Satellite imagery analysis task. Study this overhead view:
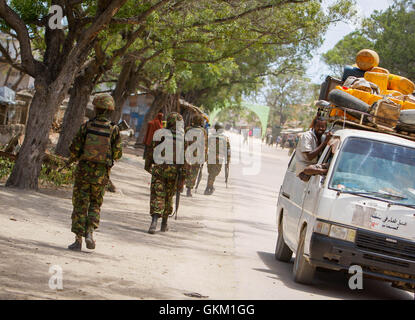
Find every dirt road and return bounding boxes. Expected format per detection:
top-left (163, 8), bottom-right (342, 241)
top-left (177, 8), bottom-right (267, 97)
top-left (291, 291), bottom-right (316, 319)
top-left (0, 133), bottom-right (412, 300)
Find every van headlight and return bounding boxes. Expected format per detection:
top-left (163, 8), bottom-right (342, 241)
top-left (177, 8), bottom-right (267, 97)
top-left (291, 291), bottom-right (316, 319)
top-left (314, 221), bottom-right (356, 242)
top-left (329, 225), bottom-right (356, 242)
top-left (314, 221), bottom-right (331, 236)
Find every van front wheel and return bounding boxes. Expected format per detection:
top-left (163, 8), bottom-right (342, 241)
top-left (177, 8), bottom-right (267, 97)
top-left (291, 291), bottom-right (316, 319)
top-left (293, 228), bottom-right (316, 285)
top-left (275, 220), bottom-right (293, 262)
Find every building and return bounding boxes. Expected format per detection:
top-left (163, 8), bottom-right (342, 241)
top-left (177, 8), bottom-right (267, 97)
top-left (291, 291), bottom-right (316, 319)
top-left (121, 93), bottom-right (153, 137)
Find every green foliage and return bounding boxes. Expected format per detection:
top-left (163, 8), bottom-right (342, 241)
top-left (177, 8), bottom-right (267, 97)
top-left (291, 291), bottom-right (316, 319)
top-left (9, 0), bottom-right (49, 24)
top-left (0, 157), bottom-right (14, 180)
top-left (2, 0), bottom-right (357, 125)
top-left (323, 0), bottom-right (415, 80)
top-left (171, 0), bottom-right (356, 111)
top-left (39, 164), bottom-right (74, 187)
top-left (106, 0), bottom-right (356, 113)
top-left (363, 0), bottom-right (415, 80)
top-left (322, 31), bottom-right (374, 77)
top-left (0, 156), bottom-right (74, 186)
top-left (265, 73), bottom-right (317, 128)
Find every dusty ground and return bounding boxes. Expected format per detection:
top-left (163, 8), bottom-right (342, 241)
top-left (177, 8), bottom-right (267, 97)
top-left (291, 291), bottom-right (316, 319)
top-left (0, 144), bottom-right (238, 300)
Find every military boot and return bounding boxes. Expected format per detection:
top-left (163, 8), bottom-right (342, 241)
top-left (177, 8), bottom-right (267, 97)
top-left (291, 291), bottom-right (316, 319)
top-left (68, 235), bottom-right (82, 251)
top-left (85, 231), bottom-right (96, 250)
top-left (204, 186), bottom-right (214, 195)
top-left (186, 187), bottom-right (192, 197)
top-left (160, 217), bottom-right (169, 232)
top-left (148, 215), bottom-right (160, 234)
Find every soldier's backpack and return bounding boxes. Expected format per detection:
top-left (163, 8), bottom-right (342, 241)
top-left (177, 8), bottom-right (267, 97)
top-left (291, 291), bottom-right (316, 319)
top-left (80, 119), bottom-right (115, 166)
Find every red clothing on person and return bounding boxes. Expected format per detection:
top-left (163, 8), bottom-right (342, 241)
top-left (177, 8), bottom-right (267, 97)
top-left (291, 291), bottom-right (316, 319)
top-left (144, 113), bottom-right (163, 146)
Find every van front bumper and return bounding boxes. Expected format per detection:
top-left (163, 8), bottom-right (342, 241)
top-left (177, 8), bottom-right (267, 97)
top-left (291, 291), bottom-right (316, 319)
top-left (309, 232), bottom-right (415, 285)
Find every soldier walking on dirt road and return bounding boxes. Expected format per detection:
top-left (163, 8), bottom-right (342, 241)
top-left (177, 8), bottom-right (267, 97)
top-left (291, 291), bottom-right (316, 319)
top-left (146, 112), bottom-right (188, 234)
top-left (205, 122), bottom-right (231, 195)
top-left (184, 114), bottom-right (208, 197)
top-left (67, 93), bottom-right (123, 251)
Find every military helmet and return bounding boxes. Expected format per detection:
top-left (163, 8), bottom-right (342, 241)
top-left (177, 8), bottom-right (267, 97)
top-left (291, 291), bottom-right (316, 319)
top-left (166, 112), bottom-right (184, 130)
top-left (92, 93), bottom-right (115, 111)
top-left (192, 114), bottom-right (205, 127)
top-left (214, 122), bottom-right (224, 130)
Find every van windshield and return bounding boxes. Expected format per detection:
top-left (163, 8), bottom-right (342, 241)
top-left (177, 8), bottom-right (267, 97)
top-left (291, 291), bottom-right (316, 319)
top-left (329, 137), bottom-right (415, 206)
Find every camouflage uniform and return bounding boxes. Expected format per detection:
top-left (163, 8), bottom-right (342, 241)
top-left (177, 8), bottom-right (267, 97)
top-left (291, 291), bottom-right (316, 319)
top-left (184, 114), bottom-right (208, 194)
top-left (146, 112), bottom-right (188, 234)
top-left (68, 94), bottom-right (122, 250)
top-left (205, 123), bottom-right (231, 194)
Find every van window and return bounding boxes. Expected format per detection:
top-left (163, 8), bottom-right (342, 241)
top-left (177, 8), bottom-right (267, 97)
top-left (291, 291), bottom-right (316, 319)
top-left (288, 151), bottom-right (296, 172)
top-left (329, 137), bottom-right (415, 206)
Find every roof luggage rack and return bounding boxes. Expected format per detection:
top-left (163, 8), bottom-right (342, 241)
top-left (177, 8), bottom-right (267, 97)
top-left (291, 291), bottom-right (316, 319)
top-left (316, 104), bottom-right (415, 142)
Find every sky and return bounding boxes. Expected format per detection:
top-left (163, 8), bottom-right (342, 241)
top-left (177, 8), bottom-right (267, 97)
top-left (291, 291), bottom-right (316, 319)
top-left (306, 0), bottom-right (395, 84)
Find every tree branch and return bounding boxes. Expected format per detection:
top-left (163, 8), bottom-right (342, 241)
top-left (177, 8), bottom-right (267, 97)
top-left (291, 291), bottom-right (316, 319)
top-left (106, 0), bottom-right (171, 25)
top-left (190, 0), bottom-right (308, 27)
top-left (76, 0), bottom-right (128, 50)
top-left (0, 0), bottom-right (37, 76)
top-left (0, 42), bottom-right (27, 73)
top-left (176, 39), bottom-right (261, 64)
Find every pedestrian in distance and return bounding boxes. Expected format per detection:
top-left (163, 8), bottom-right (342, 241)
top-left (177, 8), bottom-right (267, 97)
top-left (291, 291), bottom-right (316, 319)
top-left (205, 122), bottom-right (231, 195)
top-left (276, 136), bottom-right (281, 149)
top-left (184, 113), bottom-right (208, 197)
top-left (67, 93), bottom-right (123, 251)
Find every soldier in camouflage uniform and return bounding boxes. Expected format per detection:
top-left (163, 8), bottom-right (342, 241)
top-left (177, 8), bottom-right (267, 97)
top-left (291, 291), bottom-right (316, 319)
top-left (146, 112), bottom-right (188, 234)
top-left (184, 113), bottom-right (208, 197)
top-left (205, 122), bottom-right (231, 195)
top-left (67, 93), bottom-right (123, 251)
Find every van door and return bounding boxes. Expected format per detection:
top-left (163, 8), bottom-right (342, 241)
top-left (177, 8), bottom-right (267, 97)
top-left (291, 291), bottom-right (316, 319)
top-left (280, 151), bottom-right (309, 247)
top-left (299, 145), bottom-right (332, 234)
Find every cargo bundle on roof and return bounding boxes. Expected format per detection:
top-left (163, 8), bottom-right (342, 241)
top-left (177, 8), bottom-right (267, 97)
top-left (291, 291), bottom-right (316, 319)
top-left (316, 48), bottom-right (415, 139)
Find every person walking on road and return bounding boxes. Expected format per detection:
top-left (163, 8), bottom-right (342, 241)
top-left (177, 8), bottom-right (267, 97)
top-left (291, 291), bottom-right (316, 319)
top-left (67, 93), bottom-right (123, 251)
top-left (146, 112), bottom-right (188, 234)
top-left (276, 135), bottom-right (281, 148)
top-left (205, 122), bottom-right (231, 195)
top-left (184, 114), bottom-right (208, 197)
top-left (242, 129), bottom-right (248, 144)
top-left (143, 112), bottom-right (163, 169)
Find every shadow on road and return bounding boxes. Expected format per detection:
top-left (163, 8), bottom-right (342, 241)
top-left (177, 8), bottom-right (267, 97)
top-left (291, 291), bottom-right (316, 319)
top-left (256, 251), bottom-right (413, 300)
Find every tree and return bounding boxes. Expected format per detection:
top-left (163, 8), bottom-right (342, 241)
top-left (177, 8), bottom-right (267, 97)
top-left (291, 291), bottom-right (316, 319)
top-left (264, 73), bottom-right (316, 128)
top-left (55, 0), bottom-right (173, 157)
top-left (115, 0), bottom-right (356, 144)
top-left (322, 31), bottom-right (374, 78)
top-left (323, 0), bottom-right (415, 81)
top-left (363, 0), bottom-right (415, 80)
top-left (0, 0), bottom-right (134, 189)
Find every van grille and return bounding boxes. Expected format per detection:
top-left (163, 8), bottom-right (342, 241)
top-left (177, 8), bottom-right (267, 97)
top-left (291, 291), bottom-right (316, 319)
top-left (362, 254), bottom-right (409, 268)
top-left (356, 230), bottom-right (415, 263)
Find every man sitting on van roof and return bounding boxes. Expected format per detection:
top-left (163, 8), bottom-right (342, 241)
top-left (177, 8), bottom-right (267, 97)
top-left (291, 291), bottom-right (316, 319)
top-left (295, 116), bottom-right (332, 180)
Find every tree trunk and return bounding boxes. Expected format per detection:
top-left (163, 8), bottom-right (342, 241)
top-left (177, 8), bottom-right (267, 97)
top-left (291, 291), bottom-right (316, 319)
top-left (6, 78), bottom-right (64, 189)
top-left (111, 93), bottom-right (128, 125)
top-left (111, 60), bottom-right (135, 124)
top-left (279, 104), bottom-right (287, 127)
top-left (55, 74), bottom-right (95, 157)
